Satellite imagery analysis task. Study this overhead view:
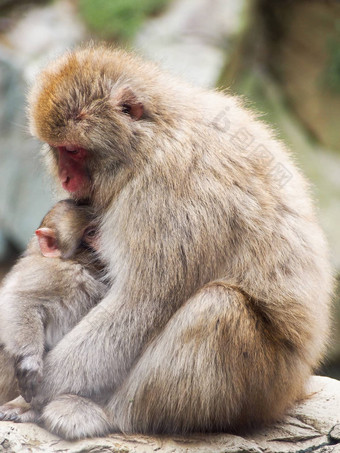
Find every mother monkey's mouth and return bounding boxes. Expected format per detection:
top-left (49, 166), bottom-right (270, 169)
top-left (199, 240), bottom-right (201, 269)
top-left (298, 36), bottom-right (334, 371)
top-left (55, 145), bottom-right (90, 195)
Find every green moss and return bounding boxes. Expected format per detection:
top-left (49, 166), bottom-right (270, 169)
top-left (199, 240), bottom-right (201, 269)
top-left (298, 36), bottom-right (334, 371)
top-left (78, 0), bottom-right (171, 42)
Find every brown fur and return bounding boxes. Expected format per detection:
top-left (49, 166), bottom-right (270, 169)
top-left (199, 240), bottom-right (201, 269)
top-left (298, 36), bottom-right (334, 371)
top-left (21, 44), bottom-right (332, 439)
top-left (0, 200), bottom-right (107, 413)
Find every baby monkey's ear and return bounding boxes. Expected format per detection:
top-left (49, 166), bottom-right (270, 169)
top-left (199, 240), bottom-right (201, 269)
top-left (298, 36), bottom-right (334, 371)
top-left (35, 228), bottom-right (61, 258)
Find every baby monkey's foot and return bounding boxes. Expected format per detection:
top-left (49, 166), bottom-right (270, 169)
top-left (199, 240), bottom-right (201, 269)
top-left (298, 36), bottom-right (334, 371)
top-left (0, 395), bottom-right (38, 422)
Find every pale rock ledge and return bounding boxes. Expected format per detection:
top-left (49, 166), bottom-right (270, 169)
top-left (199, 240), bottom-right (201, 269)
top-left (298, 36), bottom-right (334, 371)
top-left (0, 376), bottom-right (339, 453)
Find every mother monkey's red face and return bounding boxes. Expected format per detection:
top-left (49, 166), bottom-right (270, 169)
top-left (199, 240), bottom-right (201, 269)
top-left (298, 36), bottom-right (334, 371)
top-left (28, 48), bottom-right (145, 204)
top-left (54, 146), bottom-right (90, 198)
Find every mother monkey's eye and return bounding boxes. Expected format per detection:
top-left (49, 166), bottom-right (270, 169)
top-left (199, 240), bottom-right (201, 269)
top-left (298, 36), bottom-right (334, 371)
top-left (84, 227), bottom-right (97, 239)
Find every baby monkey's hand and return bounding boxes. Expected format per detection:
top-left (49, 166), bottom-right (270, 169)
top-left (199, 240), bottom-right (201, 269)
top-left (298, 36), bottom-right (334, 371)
top-left (15, 355), bottom-right (43, 403)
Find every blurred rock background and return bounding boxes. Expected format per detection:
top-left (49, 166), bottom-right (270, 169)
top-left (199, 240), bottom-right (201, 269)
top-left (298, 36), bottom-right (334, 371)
top-left (0, 0), bottom-right (339, 378)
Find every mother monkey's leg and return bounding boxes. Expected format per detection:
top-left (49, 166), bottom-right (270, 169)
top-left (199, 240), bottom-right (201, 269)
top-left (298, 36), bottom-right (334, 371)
top-left (41, 282), bottom-right (312, 439)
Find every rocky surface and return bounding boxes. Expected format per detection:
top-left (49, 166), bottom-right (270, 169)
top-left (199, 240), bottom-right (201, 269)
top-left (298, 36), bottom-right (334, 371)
top-left (0, 376), bottom-right (339, 452)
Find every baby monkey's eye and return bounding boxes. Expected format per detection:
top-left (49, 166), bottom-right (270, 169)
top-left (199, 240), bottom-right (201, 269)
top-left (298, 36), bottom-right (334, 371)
top-left (82, 225), bottom-right (99, 252)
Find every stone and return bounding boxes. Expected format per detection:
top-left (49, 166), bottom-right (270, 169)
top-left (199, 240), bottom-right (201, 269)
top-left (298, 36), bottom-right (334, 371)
top-left (0, 376), bottom-right (339, 453)
top-left (330, 424), bottom-right (340, 442)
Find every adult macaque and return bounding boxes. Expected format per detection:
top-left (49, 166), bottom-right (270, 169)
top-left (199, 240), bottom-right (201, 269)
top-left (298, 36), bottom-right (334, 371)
top-left (0, 200), bottom-right (106, 420)
top-left (13, 45), bottom-right (331, 439)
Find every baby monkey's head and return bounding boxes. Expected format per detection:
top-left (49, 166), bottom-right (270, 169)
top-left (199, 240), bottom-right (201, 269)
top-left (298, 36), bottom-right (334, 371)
top-left (35, 199), bottom-right (98, 259)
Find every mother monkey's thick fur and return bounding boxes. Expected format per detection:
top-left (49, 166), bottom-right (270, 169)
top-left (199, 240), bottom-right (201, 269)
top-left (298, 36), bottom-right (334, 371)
top-left (26, 46), bottom-right (331, 439)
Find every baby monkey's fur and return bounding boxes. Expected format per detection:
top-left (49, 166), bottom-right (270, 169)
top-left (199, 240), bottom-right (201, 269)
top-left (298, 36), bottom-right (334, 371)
top-left (3, 45), bottom-right (332, 439)
top-left (0, 200), bottom-right (106, 420)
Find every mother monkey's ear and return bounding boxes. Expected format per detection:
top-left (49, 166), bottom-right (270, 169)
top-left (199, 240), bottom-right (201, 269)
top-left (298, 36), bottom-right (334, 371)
top-left (113, 86), bottom-right (144, 121)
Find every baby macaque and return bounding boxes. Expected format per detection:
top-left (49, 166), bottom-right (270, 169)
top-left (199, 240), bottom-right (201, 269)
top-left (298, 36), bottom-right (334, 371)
top-left (0, 200), bottom-right (107, 420)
